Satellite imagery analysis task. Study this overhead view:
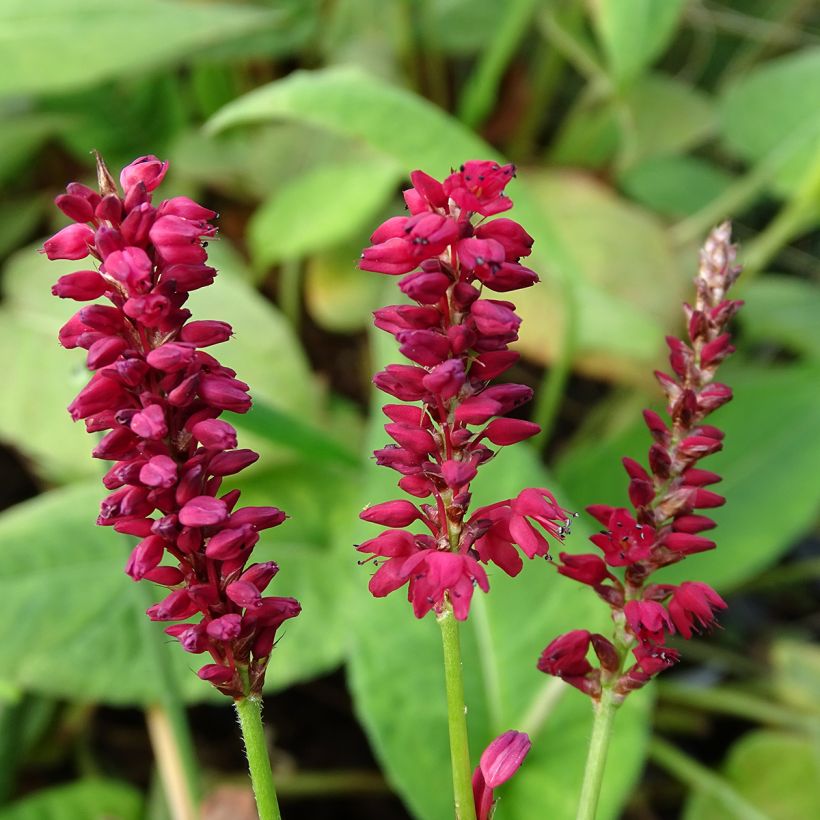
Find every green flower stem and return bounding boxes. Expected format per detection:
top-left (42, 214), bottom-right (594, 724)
top-left (438, 607), bottom-right (477, 820)
top-left (576, 687), bottom-right (618, 820)
top-left (234, 694), bottom-right (282, 820)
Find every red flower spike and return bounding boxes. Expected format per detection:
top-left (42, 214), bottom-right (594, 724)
top-left (47, 154), bottom-right (299, 698)
top-left (540, 223), bottom-right (742, 700)
top-left (358, 162), bottom-right (569, 619)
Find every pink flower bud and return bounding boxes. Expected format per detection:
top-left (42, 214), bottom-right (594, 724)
top-left (130, 405), bottom-right (168, 439)
top-left (179, 320), bottom-right (233, 347)
top-left (198, 374), bottom-right (251, 413)
top-left (103, 247), bottom-right (154, 293)
top-left (146, 343), bottom-right (195, 373)
top-left (158, 196), bottom-right (216, 221)
top-left (359, 500), bottom-right (421, 527)
top-left (42, 223), bottom-right (95, 260)
top-left (179, 495), bottom-right (228, 527)
top-left (120, 155), bottom-right (169, 193)
top-left (52, 270), bottom-right (108, 300)
top-left (139, 455), bottom-right (178, 488)
top-left (422, 359), bottom-right (465, 400)
top-left (206, 614), bottom-right (243, 641)
top-left (480, 730), bottom-right (531, 789)
top-left (226, 580), bottom-right (262, 609)
top-left (209, 449), bottom-right (259, 476)
top-left (191, 418), bottom-right (237, 450)
top-left (197, 664), bottom-right (234, 684)
top-left (482, 418), bottom-right (540, 445)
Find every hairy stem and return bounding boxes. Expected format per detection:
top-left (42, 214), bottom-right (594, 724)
top-left (576, 687), bottom-right (618, 820)
top-left (438, 607), bottom-right (477, 820)
top-left (234, 695), bottom-right (282, 820)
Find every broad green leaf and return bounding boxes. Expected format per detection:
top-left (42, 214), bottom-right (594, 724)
top-left (623, 75), bottom-right (715, 167)
top-left (0, 457), bottom-right (356, 704)
top-left (0, 239), bottom-right (316, 481)
top-left (555, 363), bottom-right (820, 591)
top-left (206, 65), bottom-right (667, 377)
top-left (248, 154), bottom-right (400, 267)
top-left (551, 74), bottom-right (714, 170)
top-left (0, 0), bottom-right (279, 98)
top-left (738, 275), bottom-right (820, 361)
top-left (720, 48), bottom-right (820, 196)
top-left (619, 156), bottom-right (734, 218)
top-left (0, 778), bottom-right (141, 820)
top-left (346, 327), bottom-right (650, 820)
top-left (684, 731), bottom-right (820, 820)
top-left (304, 239), bottom-right (387, 333)
top-left (589, 0), bottom-right (685, 87)
top-left (419, 0), bottom-right (513, 56)
top-left (515, 169), bottom-right (685, 380)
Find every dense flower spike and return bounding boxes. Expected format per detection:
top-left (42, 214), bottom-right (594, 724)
top-left (47, 154), bottom-right (300, 698)
top-left (539, 223), bottom-right (742, 700)
top-left (358, 162), bottom-right (573, 620)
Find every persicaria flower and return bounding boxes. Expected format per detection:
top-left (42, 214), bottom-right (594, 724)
top-left (357, 161), bottom-right (572, 620)
top-left (471, 730), bottom-right (531, 820)
top-left (540, 223), bottom-right (743, 700)
top-left (47, 154), bottom-right (300, 698)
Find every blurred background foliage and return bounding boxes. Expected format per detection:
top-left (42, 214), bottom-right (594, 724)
top-left (1, 1), bottom-right (819, 818)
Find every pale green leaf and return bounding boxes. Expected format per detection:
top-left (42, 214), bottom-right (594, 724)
top-left (0, 0), bottom-right (279, 98)
top-left (619, 156), bottom-right (734, 218)
top-left (684, 731), bottom-right (820, 820)
top-left (0, 778), bottom-right (141, 820)
top-left (589, 0), bottom-right (685, 87)
top-left (516, 169), bottom-right (684, 381)
top-left (739, 275), bottom-right (820, 360)
top-left (720, 48), bottom-right (820, 196)
top-left (248, 155), bottom-right (400, 267)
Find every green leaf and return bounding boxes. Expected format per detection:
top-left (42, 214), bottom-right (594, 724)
top-left (551, 74), bottom-right (715, 170)
top-left (589, 0), bottom-right (685, 88)
top-left (345, 327), bottom-right (650, 820)
top-left (0, 778), bottom-right (142, 820)
top-left (248, 154), bottom-right (400, 267)
top-left (739, 275), bottom-right (820, 360)
top-left (720, 48), bottom-right (820, 196)
top-left (555, 363), bottom-right (820, 591)
top-left (0, 239), bottom-right (316, 481)
top-left (515, 169), bottom-right (684, 381)
top-left (684, 731), bottom-right (820, 820)
top-left (0, 0), bottom-right (279, 98)
top-left (206, 65), bottom-right (667, 376)
top-left (622, 75), bottom-right (715, 166)
top-left (0, 457), bottom-right (356, 704)
top-left (619, 156), bottom-right (734, 218)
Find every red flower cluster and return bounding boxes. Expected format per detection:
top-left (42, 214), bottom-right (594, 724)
top-left (539, 223), bottom-right (740, 699)
top-left (358, 161), bottom-right (573, 620)
top-left (46, 154), bottom-right (300, 698)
